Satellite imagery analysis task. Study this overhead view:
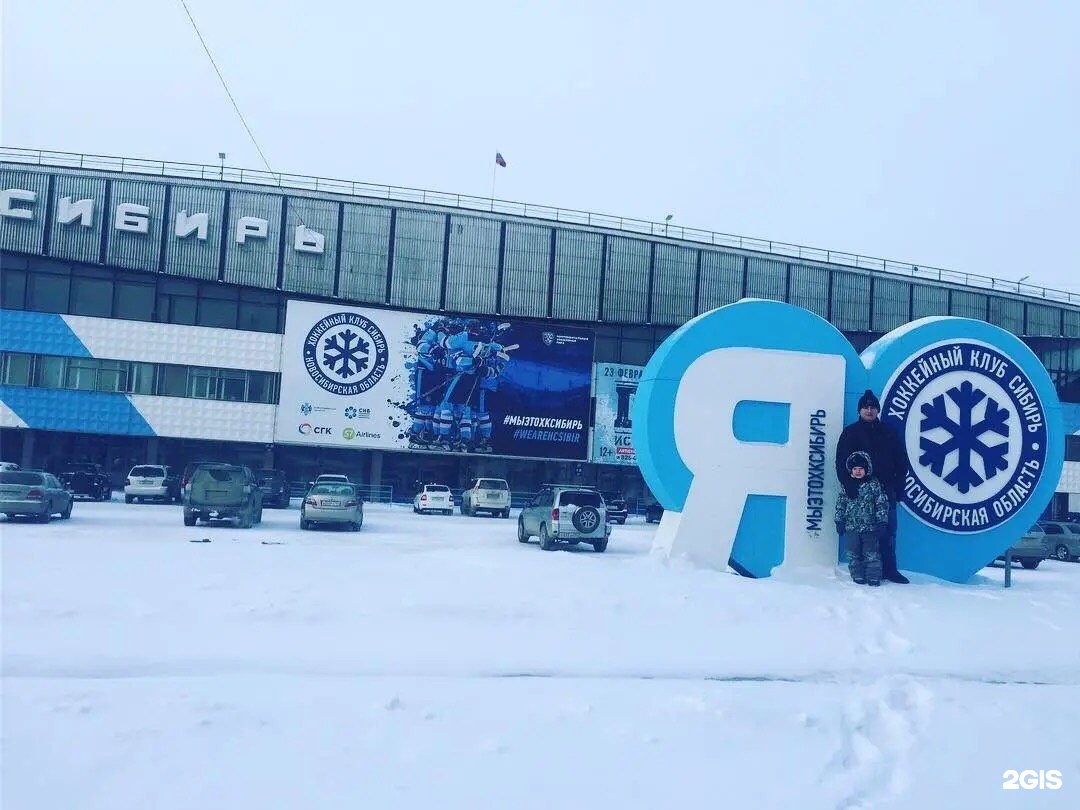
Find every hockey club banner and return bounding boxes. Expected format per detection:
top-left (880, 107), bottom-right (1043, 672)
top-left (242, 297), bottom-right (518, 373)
top-left (275, 300), bottom-right (595, 459)
top-left (591, 362), bottom-right (644, 465)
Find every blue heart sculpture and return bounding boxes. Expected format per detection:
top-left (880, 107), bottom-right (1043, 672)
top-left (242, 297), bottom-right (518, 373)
top-left (633, 300), bottom-right (1063, 583)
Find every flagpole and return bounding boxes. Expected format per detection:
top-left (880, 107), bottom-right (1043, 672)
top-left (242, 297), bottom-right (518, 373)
top-left (490, 160), bottom-right (497, 201)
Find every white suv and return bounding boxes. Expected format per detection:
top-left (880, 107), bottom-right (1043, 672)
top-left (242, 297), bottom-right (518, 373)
top-left (460, 478), bottom-right (511, 518)
top-left (413, 483), bottom-right (453, 515)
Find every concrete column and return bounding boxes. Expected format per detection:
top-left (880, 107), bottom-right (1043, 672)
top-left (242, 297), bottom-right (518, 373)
top-left (263, 445), bottom-right (275, 469)
top-left (20, 430), bottom-right (35, 469)
top-left (145, 437), bottom-right (159, 464)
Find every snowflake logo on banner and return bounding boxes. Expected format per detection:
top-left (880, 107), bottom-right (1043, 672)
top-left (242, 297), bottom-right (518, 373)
top-left (302, 312), bottom-right (389, 397)
top-left (881, 341), bottom-right (1047, 534)
top-left (344, 406), bottom-right (358, 419)
top-left (918, 380), bottom-right (1010, 494)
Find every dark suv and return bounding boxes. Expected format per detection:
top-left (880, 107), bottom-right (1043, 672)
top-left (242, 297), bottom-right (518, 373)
top-left (256, 469), bottom-right (291, 508)
top-left (183, 464), bottom-right (263, 528)
top-left (58, 463), bottom-right (111, 501)
top-left (605, 496), bottom-right (629, 525)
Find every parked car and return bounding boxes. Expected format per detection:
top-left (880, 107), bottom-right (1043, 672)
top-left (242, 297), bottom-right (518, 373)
top-left (1038, 521), bottom-right (1080, 562)
top-left (301, 482), bottom-right (363, 531)
top-left (605, 496), bottom-right (629, 525)
top-left (995, 524), bottom-right (1051, 569)
top-left (0, 469), bottom-right (73, 521)
top-left (645, 502), bottom-right (664, 524)
top-left (183, 463), bottom-right (263, 528)
top-left (124, 465), bottom-right (180, 503)
top-left (518, 484), bottom-right (611, 552)
top-left (58, 462), bottom-right (111, 501)
top-left (414, 483), bottom-right (453, 515)
top-left (461, 477), bottom-right (511, 518)
top-left (181, 460), bottom-right (217, 503)
top-left (256, 469), bottom-right (291, 508)
top-left (0, 461), bottom-right (20, 472)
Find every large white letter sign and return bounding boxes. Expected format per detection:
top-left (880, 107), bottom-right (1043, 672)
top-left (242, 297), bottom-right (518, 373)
top-left (634, 299), bottom-right (1064, 583)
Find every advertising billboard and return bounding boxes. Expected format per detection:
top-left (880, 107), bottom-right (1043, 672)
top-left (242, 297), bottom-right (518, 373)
top-left (275, 300), bottom-right (594, 459)
top-left (591, 362), bottom-right (644, 466)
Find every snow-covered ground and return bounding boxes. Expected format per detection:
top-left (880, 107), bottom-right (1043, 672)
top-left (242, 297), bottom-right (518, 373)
top-left (2, 500), bottom-right (1078, 809)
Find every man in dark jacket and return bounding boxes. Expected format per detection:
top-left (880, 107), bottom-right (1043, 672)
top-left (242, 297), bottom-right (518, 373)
top-left (835, 389), bottom-right (910, 583)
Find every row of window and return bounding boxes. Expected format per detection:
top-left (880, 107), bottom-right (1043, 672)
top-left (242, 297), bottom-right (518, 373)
top-left (1, 255), bottom-right (282, 333)
top-left (0, 352), bottom-right (279, 404)
top-left (2, 251), bottom-right (1079, 401)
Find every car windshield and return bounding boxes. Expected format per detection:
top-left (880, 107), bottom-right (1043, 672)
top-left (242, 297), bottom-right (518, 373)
top-left (559, 491), bottom-right (601, 507)
top-left (477, 480), bottom-right (507, 490)
top-left (130, 466), bottom-right (165, 477)
top-left (311, 484), bottom-right (354, 496)
top-left (0, 471), bottom-right (44, 485)
top-left (257, 471), bottom-right (284, 483)
top-left (426, 485), bottom-right (450, 493)
top-left (1066, 524), bottom-right (1080, 534)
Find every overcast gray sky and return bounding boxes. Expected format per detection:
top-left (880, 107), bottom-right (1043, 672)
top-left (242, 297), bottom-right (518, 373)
top-left (3, 0), bottom-right (1077, 294)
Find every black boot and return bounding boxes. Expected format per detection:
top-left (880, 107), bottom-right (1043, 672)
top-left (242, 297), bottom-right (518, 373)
top-left (885, 571), bottom-right (910, 584)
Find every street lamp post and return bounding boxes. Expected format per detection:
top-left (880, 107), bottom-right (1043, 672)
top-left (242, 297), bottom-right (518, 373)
top-left (664, 213), bottom-right (673, 237)
top-left (1017, 274), bottom-right (1030, 292)
top-left (218, 152), bottom-right (226, 180)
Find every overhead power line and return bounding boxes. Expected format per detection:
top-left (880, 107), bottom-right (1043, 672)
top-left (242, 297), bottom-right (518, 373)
top-left (176, 0), bottom-right (274, 173)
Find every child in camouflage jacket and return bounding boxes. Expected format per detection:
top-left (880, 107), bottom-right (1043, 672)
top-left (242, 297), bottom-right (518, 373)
top-left (834, 450), bottom-right (890, 586)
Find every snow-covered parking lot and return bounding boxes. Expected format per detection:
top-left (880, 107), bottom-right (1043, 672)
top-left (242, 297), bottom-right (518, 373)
top-left (3, 500), bottom-right (1078, 809)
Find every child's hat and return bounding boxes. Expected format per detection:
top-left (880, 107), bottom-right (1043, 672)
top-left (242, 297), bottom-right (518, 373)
top-left (846, 450), bottom-right (873, 475)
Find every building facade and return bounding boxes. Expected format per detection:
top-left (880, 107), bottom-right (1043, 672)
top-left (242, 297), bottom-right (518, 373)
top-left (1, 150), bottom-right (1079, 511)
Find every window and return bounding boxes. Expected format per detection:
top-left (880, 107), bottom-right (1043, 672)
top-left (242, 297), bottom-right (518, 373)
top-left (188, 367), bottom-right (218, 399)
top-left (247, 371), bottom-right (277, 404)
top-left (198, 293), bottom-right (238, 329)
top-left (1043, 524), bottom-right (1063, 535)
top-left (1067, 435), bottom-right (1080, 463)
top-left (219, 370), bottom-right (247, 401)
top-left (2, 352), bottom-right (32, 385)
top-left (64, 358), bottom-right (98, 390)
top-left (129, 362), bottom-right (155, 395)
top-left (28, 271), bottom-right (70, 313)
top-left (97, 360), bottom-right (128, 393)
top-left (238, 299), bottom-right (279, 333)
top-left (114, 277), bottom-right (156, 321)
top-left (157, 365), bottom-right (188, 397)
top-left (1, 269), bottom-right (27, 309)
top-left (34, 356), bottom-right (64, 388)
top-left (71, 276), bottom-right (113, 317)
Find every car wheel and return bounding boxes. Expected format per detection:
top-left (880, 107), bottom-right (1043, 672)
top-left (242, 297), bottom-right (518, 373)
top-left (571, 506), bottom-right (601, 534)
top-left (502, 509), bottom-right (510, 519)
top-left (61, 501), bottom-right (72, 519)
top-left (256, 507), bottom-right (263, 524)
top-left (592, 538), bottom-right (608, 553)
top-left (350, 521), bottom-right (361, 532)
top-left (1054, 544), bottom-right (1070, 562)
top-left (301, 519), bottom-right (311, 530)
top-left (517, 517), bottom-right (529, 543)
top-left (1020, 558), bottom-right (1041, 570)
top-left (183, 513), bottom-right (196, 527)
top-left (238, 510), bottom-right (253, 529)
top-left (539, 524), bottom-right (554, 551)
top-left (36, 510), bottom-right (51, 523)
top-left (125, 495), bottom-right (133, 504)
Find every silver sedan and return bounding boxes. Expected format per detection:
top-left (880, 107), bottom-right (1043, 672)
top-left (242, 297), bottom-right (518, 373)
top-left (300, 483), bottom-right (364, 531)
top-left (0, 470), bottom-right (74, 522)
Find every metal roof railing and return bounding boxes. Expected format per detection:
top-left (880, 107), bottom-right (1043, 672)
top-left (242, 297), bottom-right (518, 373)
top-left (2, 146), bottom-right (1077, 307)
